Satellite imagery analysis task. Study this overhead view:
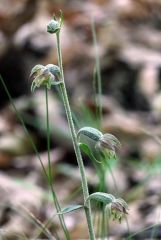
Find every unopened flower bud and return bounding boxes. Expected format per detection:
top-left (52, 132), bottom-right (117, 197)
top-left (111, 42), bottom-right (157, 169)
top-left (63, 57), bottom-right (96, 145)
top-left (47, 19), bottom-right (60, 34)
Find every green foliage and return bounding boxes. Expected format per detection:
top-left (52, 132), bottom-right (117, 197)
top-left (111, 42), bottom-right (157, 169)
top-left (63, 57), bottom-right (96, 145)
top-left (58, 205), bottom-right (84, 215)
top-left (79, 142), bottom-right (101, 164)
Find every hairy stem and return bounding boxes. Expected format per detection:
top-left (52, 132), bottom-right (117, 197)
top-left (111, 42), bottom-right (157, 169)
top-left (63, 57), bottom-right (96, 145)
top-left (56, 31), bottom-right (95, 240)
top-left (45, 87), bottom-right (70, 240)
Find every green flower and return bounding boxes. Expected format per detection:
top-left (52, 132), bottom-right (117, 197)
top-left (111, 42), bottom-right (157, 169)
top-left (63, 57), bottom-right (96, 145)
top-left (107, 198), bottom-right (128, 223)
top-left (96, 133), bottom-right (121, 158)
top-left (77, 127), bottom-right (121, 157)
top-left (30, 64), bottom-right (61, 92)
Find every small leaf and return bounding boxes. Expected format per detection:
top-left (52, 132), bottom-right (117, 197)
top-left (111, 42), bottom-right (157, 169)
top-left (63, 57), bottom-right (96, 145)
top-left (79, 143), bottom-right (101, 163)
top-left (77, 127), bottom-right (103, 142)
top-left (85, 192), bottom-right (115, 206)
top-left (58, 205), bottom-right (84, 215)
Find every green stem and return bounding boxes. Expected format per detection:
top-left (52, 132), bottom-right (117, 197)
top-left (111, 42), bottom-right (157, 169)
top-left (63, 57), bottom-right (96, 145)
top-left (45, 87), bottom-right (53, 185)
top-left (56, 32), bottom-right (95, 240)
top-left (91, 17), bottom-right (102, 128)
top-left (45, 87), bottom-right (70, 240)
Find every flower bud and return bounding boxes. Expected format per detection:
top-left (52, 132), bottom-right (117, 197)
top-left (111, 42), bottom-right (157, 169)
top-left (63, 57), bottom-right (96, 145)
top-left (47, 19), bottom-right (60, 34)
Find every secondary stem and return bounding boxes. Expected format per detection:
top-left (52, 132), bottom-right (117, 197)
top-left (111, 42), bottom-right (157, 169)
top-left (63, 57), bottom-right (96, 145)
top-left (56, 32), bottom-right (96, 240)
top-left (45, 87), bottom-right (70, 240)
top-left (91, 17), bottom-right (102, 128)
top-left (1, 74), bottom-right (70, 239)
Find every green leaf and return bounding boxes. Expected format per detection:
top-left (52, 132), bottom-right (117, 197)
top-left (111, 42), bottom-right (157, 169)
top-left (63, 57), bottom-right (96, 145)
top-left (58, 205), bottom-right (84, 215)
top-left (79, 143), bottom-right (101, 163)
top-left (85, 192), bottom-right (115, 206)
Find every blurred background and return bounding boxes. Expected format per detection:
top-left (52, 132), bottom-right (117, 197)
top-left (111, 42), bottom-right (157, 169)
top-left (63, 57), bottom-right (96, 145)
top-left (0, 0), bottom-right (161, 239)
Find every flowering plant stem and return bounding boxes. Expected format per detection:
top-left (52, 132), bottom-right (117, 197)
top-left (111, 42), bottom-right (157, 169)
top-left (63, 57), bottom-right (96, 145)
top-left (45, 87), bottom-right (71, 240)
top-left (56, 32), bottom-right (96, 240)
top-left (91, 17), bottom-right (102, 128)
